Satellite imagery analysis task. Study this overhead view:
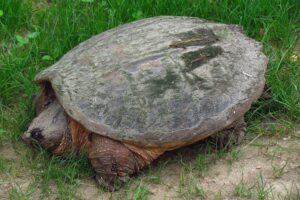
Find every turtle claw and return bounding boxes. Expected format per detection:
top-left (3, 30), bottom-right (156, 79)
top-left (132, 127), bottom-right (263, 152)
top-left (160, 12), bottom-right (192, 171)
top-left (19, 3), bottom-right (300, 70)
top-left (95, 175), bottom-right (116, 192)
top-left (211, 118), bottom-right (246, 149)
top-left (95, 175), bottom-right (130, 192)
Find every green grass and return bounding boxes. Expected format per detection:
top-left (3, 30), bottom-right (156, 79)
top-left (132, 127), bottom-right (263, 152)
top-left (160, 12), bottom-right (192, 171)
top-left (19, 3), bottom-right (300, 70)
top-left (233, 174), bottom-right (275, 200)
top-left (0, 0), bottom-right (300, 199)
top-left (256, 173), bottom-right (273, 200)
top-left (233, 177), bottom-right (254, 198)
top-left (132, 181), bottom-right (152, 200)
top-left (34, 152), bottom-right (93, 199)
top-left (178, 171), bottom-right (207, 199)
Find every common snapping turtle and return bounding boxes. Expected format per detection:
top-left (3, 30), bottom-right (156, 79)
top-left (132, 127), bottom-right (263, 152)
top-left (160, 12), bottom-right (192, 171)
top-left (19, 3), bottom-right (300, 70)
top-left (22, 16), bottom-right (268, 189)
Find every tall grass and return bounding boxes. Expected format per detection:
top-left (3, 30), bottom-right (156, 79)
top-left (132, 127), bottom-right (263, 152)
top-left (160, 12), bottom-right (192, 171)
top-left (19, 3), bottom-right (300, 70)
top-left (0, 0), bottom-right (299, 197)
top-left (1, 1), bottom-right (299, 128)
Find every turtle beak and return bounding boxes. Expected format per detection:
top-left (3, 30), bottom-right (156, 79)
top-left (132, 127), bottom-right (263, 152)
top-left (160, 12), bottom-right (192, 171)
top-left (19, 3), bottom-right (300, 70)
top-left (22, 131), bottom-right (33, 145)
top-left (22, 131), bottom-right (30, 142)
top-left (22, 130), bottom-right (40, 146)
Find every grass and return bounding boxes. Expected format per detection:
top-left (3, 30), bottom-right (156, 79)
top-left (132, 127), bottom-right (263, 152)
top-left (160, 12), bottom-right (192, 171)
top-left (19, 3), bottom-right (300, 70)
top-left (271, 157), bottom-right (288, 179)
top-left (233, 176), bottom-right (254, 198)
top-left (178, 171), bottom-right (207, 199)
top-left (0, 158), bottom-right (8, 172)
top-left (9, 186), bottom-right (33, 200)
top-left (144, 160), bottom-right (169, 184)
top-left (233, 174), bottom-right (274, 200)
top-left (132, 181), bottom-right (152, 200)
top-left (31, 151), bottom-right (93, 199)
top-left (0, 0), bottom-right (300, 199)
top-left (256, 173), bottom-right (273, 200)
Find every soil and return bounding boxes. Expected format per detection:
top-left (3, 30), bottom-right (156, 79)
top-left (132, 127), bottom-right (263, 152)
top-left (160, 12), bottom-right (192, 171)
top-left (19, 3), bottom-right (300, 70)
top-left (79, 134), bottom-right (300, 200)
top-left (1, 132), bottom-right (299, 200)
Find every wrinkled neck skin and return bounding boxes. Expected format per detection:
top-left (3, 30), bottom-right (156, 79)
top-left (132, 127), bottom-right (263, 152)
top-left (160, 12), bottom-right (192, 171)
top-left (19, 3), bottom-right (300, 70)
top-left (22, 99), bottom-right (77, 155)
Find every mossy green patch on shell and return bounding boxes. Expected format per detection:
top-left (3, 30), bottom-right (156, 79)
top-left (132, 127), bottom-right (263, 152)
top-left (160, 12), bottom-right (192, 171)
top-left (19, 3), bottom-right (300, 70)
top-left (182, 46), bottom-right (223, 72)
top-left (170, 28), bottom-right (219, 48)
top-left (144, 69), bottom-right (180, 98)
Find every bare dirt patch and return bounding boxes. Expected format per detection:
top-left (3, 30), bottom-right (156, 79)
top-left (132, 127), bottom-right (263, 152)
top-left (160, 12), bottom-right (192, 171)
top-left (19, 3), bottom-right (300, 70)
top-left (76, 133), bottom-right (300, 200)
top-left (0, 142), bottom-right (33, 199)
top-left (1, 133), bottom-right (299, 199)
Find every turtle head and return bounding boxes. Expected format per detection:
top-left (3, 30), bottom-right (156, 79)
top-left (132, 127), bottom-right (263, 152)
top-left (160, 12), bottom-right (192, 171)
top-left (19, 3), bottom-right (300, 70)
top-left (22, 100), bottom-right (70, 154)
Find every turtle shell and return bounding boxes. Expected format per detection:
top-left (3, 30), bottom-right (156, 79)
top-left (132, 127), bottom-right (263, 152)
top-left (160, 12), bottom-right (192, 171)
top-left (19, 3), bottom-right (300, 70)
top-left (34, 16), bottom-right (268, 148)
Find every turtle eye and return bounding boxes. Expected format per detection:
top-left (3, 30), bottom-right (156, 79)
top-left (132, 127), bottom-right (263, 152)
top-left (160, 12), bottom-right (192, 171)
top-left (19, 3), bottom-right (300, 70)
top-left (44, 99), bottom-right (52, 109)
top-left (30, 128), bottom-right (44, 140)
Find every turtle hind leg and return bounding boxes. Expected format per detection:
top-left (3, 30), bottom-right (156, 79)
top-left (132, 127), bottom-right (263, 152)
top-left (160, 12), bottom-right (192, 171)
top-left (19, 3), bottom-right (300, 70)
top-left (211, 117), bottom-right (246, 149)
top-left (88, 134), bottom-right (164, 191)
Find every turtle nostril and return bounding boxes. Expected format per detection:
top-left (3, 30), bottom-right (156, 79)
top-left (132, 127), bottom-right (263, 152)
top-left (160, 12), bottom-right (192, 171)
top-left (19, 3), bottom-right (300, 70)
top-left (30, 128), bottom-right (44, 140)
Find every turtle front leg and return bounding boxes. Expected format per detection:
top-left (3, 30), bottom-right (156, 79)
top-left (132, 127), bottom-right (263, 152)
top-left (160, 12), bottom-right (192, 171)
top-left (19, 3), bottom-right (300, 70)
top-left (211, 117), bottom-right (246, 149)
top-left (88, 134), bottom-right (164, 191)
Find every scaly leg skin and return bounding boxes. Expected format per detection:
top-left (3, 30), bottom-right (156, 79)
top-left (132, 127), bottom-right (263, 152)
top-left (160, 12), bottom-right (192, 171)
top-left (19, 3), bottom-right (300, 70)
top-left (211, 117), bottom-right (246, 149)
top-left (88, 134), bottom-right (164, 191)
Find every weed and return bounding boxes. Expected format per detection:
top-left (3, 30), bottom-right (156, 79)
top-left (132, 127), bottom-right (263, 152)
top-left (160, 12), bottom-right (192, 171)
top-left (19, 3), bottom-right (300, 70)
top-left (271, 159), bottom-right (288, 178)
top-left (233, 176), bottom-right (254, 198)
top-left (213, 191), bottom-right (222, 200)
top-left (0, 129), bottom-right (6, 143)
top-left (194, 186), bottom-right (207, 200)
top-left (194, 154), bottom-right (207, 175)
top-left (9, 187), bottom-right (27, 200)
top-left (132, 181), bottom-right (152, 200)
top-left (255, 173), bottom-right (273, 200)
top-left (228, 148), bottom-right (241, 165)
top-left (177, 155), bottom-right (194, 173)
top-left (145, 160), bottom-right (169, 184)
top-left (247, 114), bottom-right (297, 139)
top-left (178, 171), bottom-right (206, 199)
top-left (30, 150), bottom-right (93, 199)
top-left (0, 158), bottom-right (8, 172)
top-left (8, 184), bottom-right (35, 200)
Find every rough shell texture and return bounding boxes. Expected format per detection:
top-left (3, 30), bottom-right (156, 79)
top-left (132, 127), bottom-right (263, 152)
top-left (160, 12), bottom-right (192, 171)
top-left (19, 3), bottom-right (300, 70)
top-left (35, 16), bottom-right (268, 148)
